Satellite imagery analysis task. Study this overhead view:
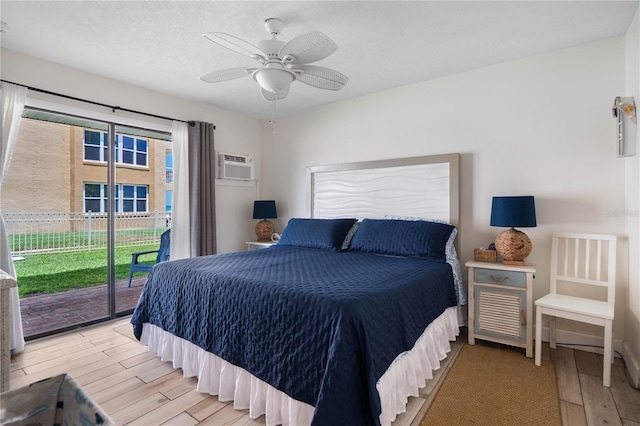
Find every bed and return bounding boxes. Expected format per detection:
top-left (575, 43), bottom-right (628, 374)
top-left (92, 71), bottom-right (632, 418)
top-left (131, 154), bottom-right (465, 425)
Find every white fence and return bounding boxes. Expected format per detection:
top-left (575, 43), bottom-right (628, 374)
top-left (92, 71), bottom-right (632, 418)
top-left (3, 211), bottom-right (171, 254)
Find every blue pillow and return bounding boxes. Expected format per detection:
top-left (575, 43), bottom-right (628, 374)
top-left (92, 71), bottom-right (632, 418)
top-left (348, 219), bottom-right (455, 261)
top-left (278, 218), bottom-right (358, 251)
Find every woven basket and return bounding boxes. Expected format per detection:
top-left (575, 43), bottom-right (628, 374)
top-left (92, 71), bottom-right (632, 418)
top-left (474, 248), bottom-right (497, 263)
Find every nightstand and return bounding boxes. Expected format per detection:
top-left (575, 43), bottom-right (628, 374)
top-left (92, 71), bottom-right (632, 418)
top-left (466, 260), bottom-right (536, 357)
top-left (246, 241), bottom-right (276, 250)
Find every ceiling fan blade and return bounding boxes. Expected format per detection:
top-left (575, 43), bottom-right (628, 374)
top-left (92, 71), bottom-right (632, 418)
top-left (279, 31), bottom-right (337, 65)
top-left (203, 32), bottom-right (267, 61)
top-left (200, 67), bottom-right (257, 83)
top-left (291, 65), bottom-right (348, 90)
top-left (261, 86), bottom-right (290, 101)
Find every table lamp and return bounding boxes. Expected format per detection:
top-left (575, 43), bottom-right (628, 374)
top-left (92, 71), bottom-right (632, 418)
top-left (253, 200), bottom-right (277, 241)
top-left (490, 196), bottom-right (537, 265)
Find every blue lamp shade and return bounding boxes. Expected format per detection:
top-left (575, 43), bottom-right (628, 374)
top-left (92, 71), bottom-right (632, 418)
top-left (490, 196), bottom-right (537, 228)
top-left (253, 200), bottom-right (277, 220)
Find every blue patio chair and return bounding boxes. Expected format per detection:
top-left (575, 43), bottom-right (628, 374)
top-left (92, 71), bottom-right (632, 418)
top-left (128, 229), bottom-right (170, 287)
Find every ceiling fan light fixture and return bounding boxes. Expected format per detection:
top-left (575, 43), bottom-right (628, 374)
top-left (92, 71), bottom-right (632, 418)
top-left (252, 67), bottom-right (295, 94)
top-left (201, 18), bottom-right (347, 101)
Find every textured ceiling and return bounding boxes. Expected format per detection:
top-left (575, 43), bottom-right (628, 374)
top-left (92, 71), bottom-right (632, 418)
top-left (1, 1), bottom-right (638, 120)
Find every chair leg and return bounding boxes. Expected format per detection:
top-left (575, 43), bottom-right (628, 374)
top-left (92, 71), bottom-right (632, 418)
top-left (128, 256), bottom-right (137, 288)
top-left (549, 317), bottom-right (556, 349)
top-left (603, 320), bottom-right (612, 387)
top-left (535, 308), bottom-right (542, 366)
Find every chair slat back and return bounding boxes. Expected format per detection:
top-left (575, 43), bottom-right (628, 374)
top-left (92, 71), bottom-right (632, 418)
top-left (550, 232), bottom-right (616, 303)
top-left (156, 229), bottom-right (171, 264)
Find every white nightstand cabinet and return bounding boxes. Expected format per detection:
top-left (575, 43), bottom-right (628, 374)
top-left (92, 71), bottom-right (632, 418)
top-left (246, 241), bottom-right (276, 250)
top-left (466, 261), bottom-right (536, 357)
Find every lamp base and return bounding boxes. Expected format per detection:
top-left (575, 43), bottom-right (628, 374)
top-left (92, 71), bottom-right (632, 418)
top-left (494, 228), bottom-right (532, 265)
top-left (255, 219), bottom-right (275, 241)
top-left (502, 259), bottom-right (525, 266)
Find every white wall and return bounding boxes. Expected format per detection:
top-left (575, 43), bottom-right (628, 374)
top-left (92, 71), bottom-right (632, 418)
top-left (1, 48), bottom-right (263, 253)
top-left (624, 8), bottom-right (640, 387)
top-left (260, 37), bottom-right (629, 341)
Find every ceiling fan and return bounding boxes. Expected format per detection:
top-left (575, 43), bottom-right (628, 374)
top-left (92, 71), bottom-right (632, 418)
top-left (200, 18), bottom-right (348, 101)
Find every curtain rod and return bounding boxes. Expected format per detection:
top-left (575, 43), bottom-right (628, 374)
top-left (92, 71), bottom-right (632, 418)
top-left (1, 79), bottom-right (216, 129)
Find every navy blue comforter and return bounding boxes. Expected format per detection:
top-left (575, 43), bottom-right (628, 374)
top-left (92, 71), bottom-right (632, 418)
top-left (131, 245), bottom-right (456, 425)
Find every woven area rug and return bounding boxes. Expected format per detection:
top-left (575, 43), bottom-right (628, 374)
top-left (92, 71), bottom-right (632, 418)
top-left (421, 344), bottom-right (561, 426)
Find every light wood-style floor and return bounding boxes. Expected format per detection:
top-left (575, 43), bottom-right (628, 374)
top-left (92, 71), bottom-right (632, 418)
top-left (9, 317), bottom-right (640, 425)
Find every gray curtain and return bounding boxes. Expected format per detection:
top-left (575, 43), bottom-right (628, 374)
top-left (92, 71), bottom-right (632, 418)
top-left (188, 121), bottom-right (216, 256)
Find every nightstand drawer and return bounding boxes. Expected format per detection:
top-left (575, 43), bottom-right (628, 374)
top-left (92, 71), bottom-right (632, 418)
top-left (473, 268), bottom-right (526, 288)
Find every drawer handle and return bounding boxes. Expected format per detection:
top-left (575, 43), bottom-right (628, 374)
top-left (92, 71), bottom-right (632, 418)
top-left (490, 275), bottom-right (508, 283)
top-left (521, 310), bottom-right (526, 326)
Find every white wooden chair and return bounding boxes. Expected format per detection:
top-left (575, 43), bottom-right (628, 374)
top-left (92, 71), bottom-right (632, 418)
top-left (535, 232), bottom-right (617, 387)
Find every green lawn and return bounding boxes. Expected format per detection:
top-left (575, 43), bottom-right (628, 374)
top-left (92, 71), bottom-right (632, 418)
top-left (13, 244), bottom-right (158, 298)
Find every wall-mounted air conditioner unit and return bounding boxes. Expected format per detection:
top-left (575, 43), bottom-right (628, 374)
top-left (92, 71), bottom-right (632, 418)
top-left (217, 152), bottom-right (254, 180)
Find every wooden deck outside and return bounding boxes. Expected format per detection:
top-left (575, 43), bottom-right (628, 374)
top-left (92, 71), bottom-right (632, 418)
top-left (19, 277), bottom-right (146, 339)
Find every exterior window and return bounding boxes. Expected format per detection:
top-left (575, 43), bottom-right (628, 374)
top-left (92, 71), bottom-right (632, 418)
top-left (165, 152), bottom-right (173, 184)
top-left (84, 183), bottom-right (104, 213)
top-left (136, 138), bottom-right (148, 166)
top-left (136, 186), bottom-right (148, 212)
top-left (122, 136), bottom-right (135, 164)
top-left (122, 185), bottom-right (135, 212)
top-left (84, 183), bottom-right (148, 213)
top-left (83, 130), bottom-right (148, 166)
top-left (121, 184), bottom-right (148, 212)
top-left (165, 190), bottom-right (172, 212)
top-left (83, 131), bottom-right (108, 162)
top-left (118, 135), bottom-right (148, 166)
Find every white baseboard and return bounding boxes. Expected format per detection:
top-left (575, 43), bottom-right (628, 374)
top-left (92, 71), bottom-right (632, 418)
top-left (621, 341), bottom-right (640, 389)
top-left (539, 327), bottom-right (621, 356)
top-left (538, 326), bottom-right (640, 388)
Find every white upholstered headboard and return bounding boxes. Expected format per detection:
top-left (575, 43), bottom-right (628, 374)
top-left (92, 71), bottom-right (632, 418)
top-left (306, 154), bottom-right (460, 229)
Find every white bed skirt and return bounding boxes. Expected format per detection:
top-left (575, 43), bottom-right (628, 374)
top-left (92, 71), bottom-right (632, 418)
top-left (140, 305), bottom-right (460, 426)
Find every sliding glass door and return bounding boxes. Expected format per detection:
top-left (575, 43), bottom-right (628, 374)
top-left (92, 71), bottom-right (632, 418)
top-left (3, 111), bottom-right (110, 338)
top-left (113, 125), bottom-right (173, 313)
top-left (1, 109), bottom-right (171, 338)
